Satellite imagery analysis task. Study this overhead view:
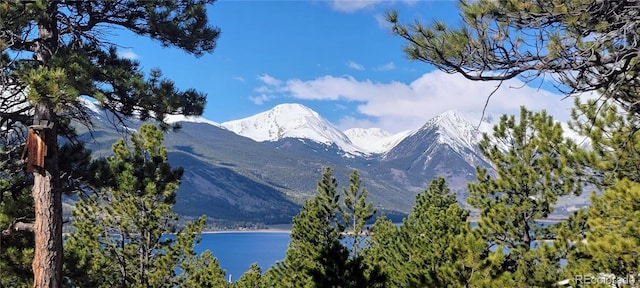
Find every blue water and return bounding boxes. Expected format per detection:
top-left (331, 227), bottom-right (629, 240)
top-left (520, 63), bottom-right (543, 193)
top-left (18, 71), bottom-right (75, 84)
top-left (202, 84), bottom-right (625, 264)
top-left (192, 222), bottom-right (565, 281)
top-left (193, 232), bottom-right (291, 281)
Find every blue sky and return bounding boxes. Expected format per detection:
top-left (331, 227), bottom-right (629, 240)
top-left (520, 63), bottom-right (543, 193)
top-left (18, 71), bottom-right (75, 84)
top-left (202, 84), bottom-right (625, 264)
top-left (113, 0), bottom-right (576, 133)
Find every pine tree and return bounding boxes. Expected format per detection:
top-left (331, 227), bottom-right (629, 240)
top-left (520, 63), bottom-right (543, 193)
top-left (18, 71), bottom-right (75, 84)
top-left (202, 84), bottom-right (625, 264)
top-left (387, 0), bottom-right (640, 116)
top-left (177, 250), bottom-right (228, 288)
top-left (570, 98), bottom-right (640, 188)
top-left (342, 170), bottom-right (375, 257)
top-left (0, 133), bottom-right (34, 287)
top-left (0, 2), bottom-right (219, 285)
top-left (580, 179), bottom-right (640, 284)
top-left (467, 107), bottom-right (581, 287)
top-left (64, 124), bottom-right (226, 287)
top-left (561, 98), bottom-right (640, 285)
top-left (265, 167), bottom-right (345, 287)
top-left (362, 214), bottom-right (399, 285)
top-left (364, 178), bottom-right (475, 287)
top-left (0, 186), bottom-right (34, 288)
top-left (233, 263), bottom-right (263, 288)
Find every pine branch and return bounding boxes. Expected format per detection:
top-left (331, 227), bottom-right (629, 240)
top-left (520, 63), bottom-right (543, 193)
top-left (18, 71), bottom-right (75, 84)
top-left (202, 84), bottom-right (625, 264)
top-left (1, 218), bottom-right (34, 238)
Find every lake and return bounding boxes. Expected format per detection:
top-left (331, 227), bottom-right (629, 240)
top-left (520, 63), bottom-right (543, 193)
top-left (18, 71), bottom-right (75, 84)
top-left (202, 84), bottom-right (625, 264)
top-left (193, 232), bottom-right (291, 281)
top-left (193, 221), bottom-right (563, 282)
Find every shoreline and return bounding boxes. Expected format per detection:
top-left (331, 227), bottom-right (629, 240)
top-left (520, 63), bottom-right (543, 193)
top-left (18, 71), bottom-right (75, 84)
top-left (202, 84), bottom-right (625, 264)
top-left (201, 228), bottom-right (292, 234)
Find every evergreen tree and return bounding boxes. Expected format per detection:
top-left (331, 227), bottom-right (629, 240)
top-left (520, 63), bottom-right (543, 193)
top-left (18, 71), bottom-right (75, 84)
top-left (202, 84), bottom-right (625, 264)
top-left (265, 168), bottom-right (384, 287)
top-left (570, 98), bottom-right (640, 188)
top-left (0, 186), bottom-right (34, 288)
top-left (467, 107), bottom-right (581, 287)
top-left (364, 178), bottom-right (476, 287)
top-left (233, 263), bottom-right (263, 288)
top-left (363, 214), bottom-right (400, 285)
top-left (561, 98), bottom-right (640, 285)
top-left (342, 170), bottom-right (375, 257)
top-left (0, 1), bottom-right (219, 285)
top-left (64, 124), bottom-right (225, 287)
top-left (387, 0), bottom-right (640, 116)
top-left (177, 250), bottom-right (228, 288)
top-left (581, 179), bottom-right (640, 284)
top-left (265, 167), bottom-right (345, 287)
top-left (0, 131), bottom-right (33, 287)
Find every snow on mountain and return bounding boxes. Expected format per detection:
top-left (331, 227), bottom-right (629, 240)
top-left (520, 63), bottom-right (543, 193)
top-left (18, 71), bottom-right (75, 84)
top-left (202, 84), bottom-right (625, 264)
top-left (81, 98), bottom-right (103, 115)
top-left (164, 114), bottom-right (220, 127)
top-left (344, 128), bottom-right (412, 154)
top-left (419, 110), bottom-right (496, 155)
top-left (421, 110), bottom-right (591, 154)
top-left (221, 103), bottom-right (365, 155)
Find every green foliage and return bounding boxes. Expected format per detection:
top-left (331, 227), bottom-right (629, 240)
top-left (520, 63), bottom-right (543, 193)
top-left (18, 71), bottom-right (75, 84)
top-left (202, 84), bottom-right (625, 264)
top-left (363, 214), bottom-right (399, 284)
top-left (0, 136), bottom-right (35, 287)
top-left (388, 0), bottom-right (640, 116)
top-left (265, 168), bottom-right (383, 287)
top-left (468, 107), bottom-right (580, 286)
top-left (586, 179), bottom-right (640, 280)
top-left (267, 167), bottom-right (343, 287)
top-left (178, 249), bottom-right (228, 288)
top-left (570, 98), bottom-right (640, 188)
top-left (365, 178), bottom-right (476, 287)
top-left (0, 188), bottom-right (34, 288)
top-left (1, 0), bottom-right (220, 284)
top-left (562, 97), bottom-right (640, 285)
top-left (64, 124), bottom-right (225, 287)
top-left (342, 170), bottom-right (375, 256)
top-left (233, 263), bottom-right (263, 288)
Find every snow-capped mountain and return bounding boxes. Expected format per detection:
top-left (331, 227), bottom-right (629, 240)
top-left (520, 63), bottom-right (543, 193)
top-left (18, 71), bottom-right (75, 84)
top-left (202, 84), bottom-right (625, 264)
top-left (220, 103), bottom-right (365, 155)
top-left (77, 101), bottom-right (591, 223)
top-left (344, 128), bottom-right (412, 154)
top-left (419, 110), bottom-right (495, 155)
top-left (164, 114), bottom-right (220, 127)
top-left (384, 110), bottom-right (493, 179)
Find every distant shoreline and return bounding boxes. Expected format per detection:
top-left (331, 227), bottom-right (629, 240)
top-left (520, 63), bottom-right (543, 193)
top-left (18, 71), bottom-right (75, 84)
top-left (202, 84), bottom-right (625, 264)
top-left (201, 228), bottom-right (291, 234)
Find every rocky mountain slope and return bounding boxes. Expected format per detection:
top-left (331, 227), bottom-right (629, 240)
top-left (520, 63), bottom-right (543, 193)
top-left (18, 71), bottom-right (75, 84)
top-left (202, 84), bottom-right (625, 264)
top-left (78, 102), bottom-right (591, 224)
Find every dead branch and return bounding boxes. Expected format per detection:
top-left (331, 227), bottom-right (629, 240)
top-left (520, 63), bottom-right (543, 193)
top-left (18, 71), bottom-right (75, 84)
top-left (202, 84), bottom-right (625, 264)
top-left (1, 218), bottom-right (34, 238)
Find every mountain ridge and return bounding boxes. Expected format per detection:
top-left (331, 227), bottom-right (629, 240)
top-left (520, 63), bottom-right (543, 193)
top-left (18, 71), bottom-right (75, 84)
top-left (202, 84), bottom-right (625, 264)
top-left (78, 101), bottom-right (592, 225)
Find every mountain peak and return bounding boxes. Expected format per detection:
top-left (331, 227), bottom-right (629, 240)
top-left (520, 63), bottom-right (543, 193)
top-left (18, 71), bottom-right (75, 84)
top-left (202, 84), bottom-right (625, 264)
top-left (221, 103), bottom-right (364, 155)
top-left (271, 103), bottom-right (319, 116)
top-left (344, 127), bottom-right (391, 138)
top-left (344, 128), bottom-right (411, 154)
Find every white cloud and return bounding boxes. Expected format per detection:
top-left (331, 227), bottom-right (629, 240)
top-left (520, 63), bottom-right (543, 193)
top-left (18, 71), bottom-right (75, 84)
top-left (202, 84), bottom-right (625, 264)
top-left (233, 76), bottom-right (246, 82)
top-left (330, 0), bottom-right (417, 12)
top-left (249, 94), bottom-right (274, 105)
top-left (330, 0), bottom-right (382, 12)
top-left (263, 71), bottom-right (577, 133)
top-left (375, 62), bottom-right (395, 71)
top-left (347, 61), bottom-right (365, 71)
top-left (375, 14), bottom-right (392, 30)
top-left (118, 49), bottom-right (139, 60)
top-left (257, 74), bottom-right (282, 86)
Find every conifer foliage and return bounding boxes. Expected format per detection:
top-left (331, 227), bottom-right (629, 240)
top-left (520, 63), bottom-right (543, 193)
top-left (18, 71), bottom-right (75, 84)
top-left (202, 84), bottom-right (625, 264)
top-left (264, 168), bottom-right (382, 288)
top-left (0, 1), bottom-right (220, 285)
top-left (388, 0), bottom-right (640, 116)
top-left (468, 107), bottom-right (581, 286)
top-left (365, 177), bottom-right (476, 287)
top-left (342, 170), bottom-right (375, 257)
top-left (64, 124), bottom-right (226, 287)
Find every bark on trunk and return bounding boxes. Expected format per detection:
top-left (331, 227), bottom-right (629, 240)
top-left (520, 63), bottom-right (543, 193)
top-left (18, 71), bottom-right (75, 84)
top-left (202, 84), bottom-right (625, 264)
top-left (31, 102), bottom-right (62, 288)
top-left (30, 3), bottom-right (63, 286)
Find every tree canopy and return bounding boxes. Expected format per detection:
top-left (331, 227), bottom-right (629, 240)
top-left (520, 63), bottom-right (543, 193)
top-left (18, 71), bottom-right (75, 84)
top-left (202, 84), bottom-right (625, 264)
top-left (388, 0), bottom-right (640, 115)
top-left (0, 0), bottom-right (220, 286)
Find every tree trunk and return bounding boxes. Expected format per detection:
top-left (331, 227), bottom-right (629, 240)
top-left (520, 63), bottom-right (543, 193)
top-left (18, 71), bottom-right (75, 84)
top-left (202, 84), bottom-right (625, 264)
top-left (31, 102), bottom-right (62, 288)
